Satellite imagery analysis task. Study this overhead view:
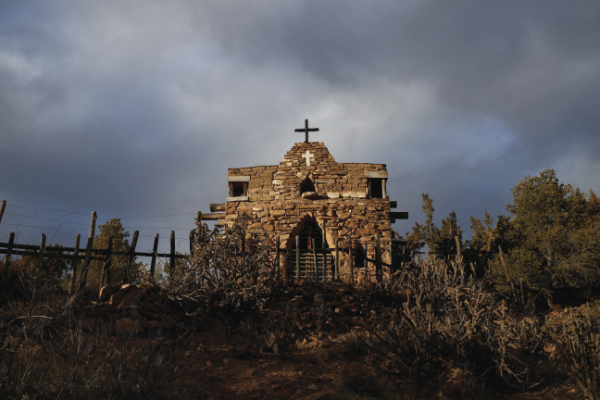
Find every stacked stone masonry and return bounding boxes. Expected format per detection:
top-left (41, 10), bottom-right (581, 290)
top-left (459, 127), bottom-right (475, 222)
top-left (224, 142), bottom-right (394, 283)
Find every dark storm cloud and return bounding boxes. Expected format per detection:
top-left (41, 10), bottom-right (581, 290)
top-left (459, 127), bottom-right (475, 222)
top-left (1, 0), bottom-right (599, 250)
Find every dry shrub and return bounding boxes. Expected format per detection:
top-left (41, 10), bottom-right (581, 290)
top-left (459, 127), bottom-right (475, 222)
top-left (493, 301), bottom-right (547, 388)
top-left (362, 258), bottom-right (544, 391)
top-left (0, 250), bottom-right (68, 309)
top-left (101, 324), bottom-right (188, 399)
top-left (546, 302), bottom-right (600, 400)
top-left (166, 215), bottom-right (283, 316)
top-left (0, 312), bottom-right (188, 400)
top-left (261, 301), bottom-right (307, 358)
top-left (0, 252), bottom-right (188, 400)
top-left (232, 300), bottom-right (307, 359)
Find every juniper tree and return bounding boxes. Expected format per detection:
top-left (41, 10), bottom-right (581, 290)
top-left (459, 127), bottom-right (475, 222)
top-left (86, 219), bottom-right (143, 288)
top-left (491, 169), bottom-right (600, 288)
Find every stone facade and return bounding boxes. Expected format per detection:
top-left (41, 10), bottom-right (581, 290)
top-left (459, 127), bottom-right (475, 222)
top-left (221, 141), bottom-right (396, 283)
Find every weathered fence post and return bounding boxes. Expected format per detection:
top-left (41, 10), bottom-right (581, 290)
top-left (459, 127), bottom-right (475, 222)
top-left (0, 200), bottom-right (6, 225)
top-left (6, 232), bottom-right (15, 267)
top-left (100, 236), bottom-right (113, 290)
top-left (274, 236), bottom-right (280, 281)
top-left (189, 230), bottom-right (195, 257)
top-left (322, 220), bottom-right (327, 247)
top-left (349, 241), bottom-right (354, 285)
top-left (296, 235), bottom-right (300, 279)
top-left (169, 230), bottom-right (176, 279)
top-left (389, 241), bottom-right (393, 273)
top-left (78, 211), bottom-right (97, 292)
top-left (334, 239), bottom-right (339, 280)
top-left (322, 249), bottom-right (326, 282)
top-left (150, 233), bottom-right (159, 278)
top-left (68, 233), bottom-right (80, 295)
top-left (123, 231), bottom-right (139, 284)
top-left (375, 234), bottom-right (382, 283)
top-left (312, 239), bottom-right (318, 281)
top-left (37, 233), bottom-right (46, 271)
top-left (30, 234), bottom-right (46, 314)
top-left (364, 243), bottom-right (368, 283)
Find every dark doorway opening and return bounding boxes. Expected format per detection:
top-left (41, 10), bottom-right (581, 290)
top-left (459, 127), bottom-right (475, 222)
top-left (291, 220), bottom-right (322, 249)
top-left (289, 219), bottom-right (332, 280)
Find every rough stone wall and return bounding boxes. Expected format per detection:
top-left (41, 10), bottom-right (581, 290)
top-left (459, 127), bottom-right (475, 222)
top-left (224, 142), bottom-right (393, 282)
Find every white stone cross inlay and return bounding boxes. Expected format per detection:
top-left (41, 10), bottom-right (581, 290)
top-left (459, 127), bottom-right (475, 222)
top-left (302, 150), bottom-right (314, 166)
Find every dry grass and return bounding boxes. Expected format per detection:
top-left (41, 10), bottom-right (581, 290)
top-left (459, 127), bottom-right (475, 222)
top-left (165, 215), bottom-right (283, 316)
top-left (361, 258), bottom-right (548, 394)
top-left (545, 302), bottom-right (600, 400)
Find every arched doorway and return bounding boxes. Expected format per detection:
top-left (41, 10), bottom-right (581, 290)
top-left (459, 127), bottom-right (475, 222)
top-left (291, 220), bottom-right (322, 251)
top-left (288, 219), bottom-right (332, 280)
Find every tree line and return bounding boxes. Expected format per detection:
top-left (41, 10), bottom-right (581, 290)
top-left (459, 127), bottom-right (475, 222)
top-left (405, 169), bottom-right (600, 291)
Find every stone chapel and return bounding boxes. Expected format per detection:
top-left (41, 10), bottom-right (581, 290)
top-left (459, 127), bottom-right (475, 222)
top-left (205, 120), bottom-right (407, 283)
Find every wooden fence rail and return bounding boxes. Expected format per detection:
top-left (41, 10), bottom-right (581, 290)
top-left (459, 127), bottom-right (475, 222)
top-left (268, 237), bottom-right (412, 283)
top-left (0, 203), bottom-right (195, 293)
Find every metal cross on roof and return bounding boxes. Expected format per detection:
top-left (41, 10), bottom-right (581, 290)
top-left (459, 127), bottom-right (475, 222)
top-left (295, 119), bottom-right (319, 143)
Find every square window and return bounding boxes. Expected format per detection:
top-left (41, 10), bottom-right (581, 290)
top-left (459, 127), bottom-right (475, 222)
top-left (229, 182), bottom-right (247, 197)
top-left (368, 178), bottom-right (385, 199)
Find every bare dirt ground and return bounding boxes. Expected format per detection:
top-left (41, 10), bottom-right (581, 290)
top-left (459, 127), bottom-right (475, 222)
top-left (166, 323), bottom-right (579, 400)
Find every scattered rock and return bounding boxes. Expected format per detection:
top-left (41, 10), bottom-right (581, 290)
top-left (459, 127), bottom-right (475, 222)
top-left (99, 284), bottom-right (121, 301)
top-left (109, 292), bottom-right (126, 307)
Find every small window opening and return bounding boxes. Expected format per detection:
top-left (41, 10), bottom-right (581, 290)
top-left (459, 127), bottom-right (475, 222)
top-left (229, 182), bottom-right (247, 197)
top-left (368, 178), bottom-right (384, 198)
top-left (301, 178), bottom-right (315, 194)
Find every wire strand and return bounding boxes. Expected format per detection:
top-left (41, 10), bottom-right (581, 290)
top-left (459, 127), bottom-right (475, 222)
top-left (116, 213), bottom-right (197, 219)
top-left (6, 205), bottom-right (198, 219)
top-left (1, 222), bottom-right (89, 231)
top-left (1, 222), bottom-right (195, 233)
top-left (4, 213), bottom-right (91, 226)
top-left (7, 205), bottom-right (91, 216)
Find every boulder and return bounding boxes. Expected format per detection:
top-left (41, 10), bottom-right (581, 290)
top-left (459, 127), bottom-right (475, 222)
top-left (138, 281), bottom-right (159, 294)
top-left (99, 284), bottom-right (121, 301)
top-left (109, 292), bottom-right (126, 307)
top-left (120, 283), bottom-right (135, 293)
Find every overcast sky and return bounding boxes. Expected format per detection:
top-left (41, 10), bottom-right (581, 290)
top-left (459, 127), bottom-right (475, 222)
top-left (1, 1), bottom-right (599, 255)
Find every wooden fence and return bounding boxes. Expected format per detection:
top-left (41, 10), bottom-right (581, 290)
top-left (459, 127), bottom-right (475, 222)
top-left (0, 203), bottom-right (191, 294)
top-left (271, 234), bottom-right (411, 284)
top-left (2, 200), bottom-right (527, 297)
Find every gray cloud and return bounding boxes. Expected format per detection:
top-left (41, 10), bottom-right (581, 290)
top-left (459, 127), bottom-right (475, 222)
top-left (1, 0), bottom-right (599, 252)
